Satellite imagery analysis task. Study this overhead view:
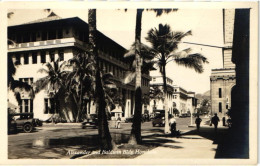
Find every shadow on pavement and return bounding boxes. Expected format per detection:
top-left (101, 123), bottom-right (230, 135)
top-left (180, 127), bottom-right (249, 158)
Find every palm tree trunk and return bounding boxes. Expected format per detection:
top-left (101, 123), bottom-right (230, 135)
top-left (88, 9), bottom-right (114, 151)
top-left (129, 9), bottom-right (144, 145)
top-left (162, 58), bottom-right (170, 134)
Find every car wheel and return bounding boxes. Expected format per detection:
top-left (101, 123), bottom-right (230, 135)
top-left (23, 123), bottom-right (33, 133)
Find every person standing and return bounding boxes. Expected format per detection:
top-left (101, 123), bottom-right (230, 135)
top-left (211, 113), bottom-right (220, 132)
top-left (116, 116), bottom-right (121, 129)
top-left (195, 115), bottom-right (202, 132)
top-left (169, 115), bottom-right (176, 135)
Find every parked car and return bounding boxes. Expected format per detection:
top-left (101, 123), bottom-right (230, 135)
top-left (125, 116), bottom-right (133, 123)
top-left (8, 113), bottom-right (37, 133)
top-left (82, 114), bottom-right (98, 129)
top-left (179, 113), bottom-right (190, 118)
top-left (152, 114), bottom-right (166, 127)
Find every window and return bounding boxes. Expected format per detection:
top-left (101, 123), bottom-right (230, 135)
top-left (50, 98), bottom-right (55, 114)
top-left (20, 99), bottom-right (33, 113)
top-left (24, 99), bottom-right (29, 113)
top-left (24, 78), bottom-right (29, 84)
top-left (50, 50), bottom-right (55, 62)
top-left (219, 102), bottom-right (222, 113)
top-left (32, 52), bottom-right (37, 64)
top-left (219, 88), bottom-right (222, 98)
top-left (44, 98), bottom-right (49, 114)
top-left (24, 53), bottom-right (29, 64)
top-left (15, 54), bottom-right (20, 64)
top-left (41, 51), bottom-right (46, 63)
top-left (30, 78), bottom-right (33, 85)
top-left (58, 50), bottom-right (64, 61)
top-left (19, 77), bottom-right (33, 85)
top-left (44, 98), bottom-right (56, 114)
top-left (30, 99), bottom-right (33, 112)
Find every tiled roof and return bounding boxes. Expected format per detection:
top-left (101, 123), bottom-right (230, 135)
top-left (23, 12), bottom-right (62, 25)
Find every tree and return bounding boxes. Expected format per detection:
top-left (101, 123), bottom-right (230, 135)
top-left (65, 52), bottom-right (95, 122)
top-left (197, 99), bottom-right (210, 115)
top-left (7, 12), bottom-right (33, 106)
top-left (146, 24), bottom-right (208, 133)
top-left (124, 42), bottom-right (155, 144)
top-left (88, 9), bottom-right (114, 151)
top-left (124, 9), bottom-right (178, 144)
top-left (34, 59), bottom-right (68, 119)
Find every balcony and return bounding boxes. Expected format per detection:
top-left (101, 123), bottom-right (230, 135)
top-left (98, 50), bottom-right (129, 70)
top-left (8, 38), bottom-right (87, 52)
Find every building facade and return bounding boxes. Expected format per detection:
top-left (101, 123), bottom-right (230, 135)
top-left (149, 76), bottom-right (197, 116)
top-left (8, 13), bottom-right (151, 121)
top-left (210, 9), bottom-right (236, 118)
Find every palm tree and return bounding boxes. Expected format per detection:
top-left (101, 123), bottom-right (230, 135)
top-left (124, 9), bottom-right (177, 144)
top-left (65, 52), bottom-right (95, 122)
top-left (34, 59), bottom-right (68, 118)
top-left (8, 55), bottom-right (33, 106)
top-left (88, 9), bottom-right (114, 151)
top-left (150, 86), bottom-right (164, 109)
top-left (124, 42), bottom-right (155, 144)
top-left (146, 23), bottom-right (208, 133)
top-left (7, 12), bottom-right (33, 106)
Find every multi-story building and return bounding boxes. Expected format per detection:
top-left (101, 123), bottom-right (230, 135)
top-left (149, 76), bottom-right (197, 116)
top-left (210, 9), bottom-right (236, 118)
top-left (8, 12), bottom-right (151, 121)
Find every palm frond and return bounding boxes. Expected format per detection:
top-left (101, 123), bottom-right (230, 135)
top-left (34, 76), bottom-right (49, 93)
top-left (122, 71), bottom-right (136, 84)
top-left (174, 53), bottom-right (208, 73)
top-left (124, 42), bottom-right (156, 60)
top-left (148, 9), bottom-right (178, 17)
top-left (37, 68), bottom-right (49, 74)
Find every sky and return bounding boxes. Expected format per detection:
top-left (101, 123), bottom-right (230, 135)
top-left (8, 9), bottom-right (224, 94)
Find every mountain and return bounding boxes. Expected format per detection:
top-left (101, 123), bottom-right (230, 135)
top-left (196, 90), bottom-right (210, 102)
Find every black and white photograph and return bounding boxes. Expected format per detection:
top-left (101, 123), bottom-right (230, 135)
top-left (1, 1), bottom-right (258, 165)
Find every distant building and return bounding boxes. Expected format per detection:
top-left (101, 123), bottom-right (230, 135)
top-left (8, 12), bottom-right (151, 121)
top-left (210, 9), bottom-right (236, 118)
top-left (149, 76), bottom-right (197, 116)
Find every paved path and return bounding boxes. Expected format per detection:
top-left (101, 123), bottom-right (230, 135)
top-left (137, 127), bottom-right (227, 159)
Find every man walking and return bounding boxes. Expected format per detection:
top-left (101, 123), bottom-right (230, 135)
top-left (211, 113), bottom-right (220, 132)
top-left (195, 115), bottom-right (202, 132)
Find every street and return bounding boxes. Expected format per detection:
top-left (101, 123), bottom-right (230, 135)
top-left (8, 117), bottom-right (211, 159)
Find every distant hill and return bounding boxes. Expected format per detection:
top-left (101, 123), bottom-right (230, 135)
top-left (196, 90), bottom-right (210, 102)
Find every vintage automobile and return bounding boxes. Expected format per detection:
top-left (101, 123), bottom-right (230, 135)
top-left (152, 109), bottom-right (171, 127)
top-left (152, 114), bottom-right (165, 127)
top-left (124, 116), bottom-right (134, 123)
top-left (8, 113), bottom-right (37, 133)
top-left (81, 114), bottom-right (98, 129)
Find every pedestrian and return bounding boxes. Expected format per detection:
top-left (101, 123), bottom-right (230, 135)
top-left (195, 115), bottom-right (202, 132)
top-left (211, 113), bottom-right (220, 132)
top-left (169, 115), bottom-right (176, 135)
top-left (222, 117), bottom-right (226, 126)
top-left (116, 116), bottom-right (121, 129)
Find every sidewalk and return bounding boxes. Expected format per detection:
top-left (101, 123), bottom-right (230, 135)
top-left (137, 131), bottom-right (218, 159)
top-left (136, 126), bottom-right (229, 159)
